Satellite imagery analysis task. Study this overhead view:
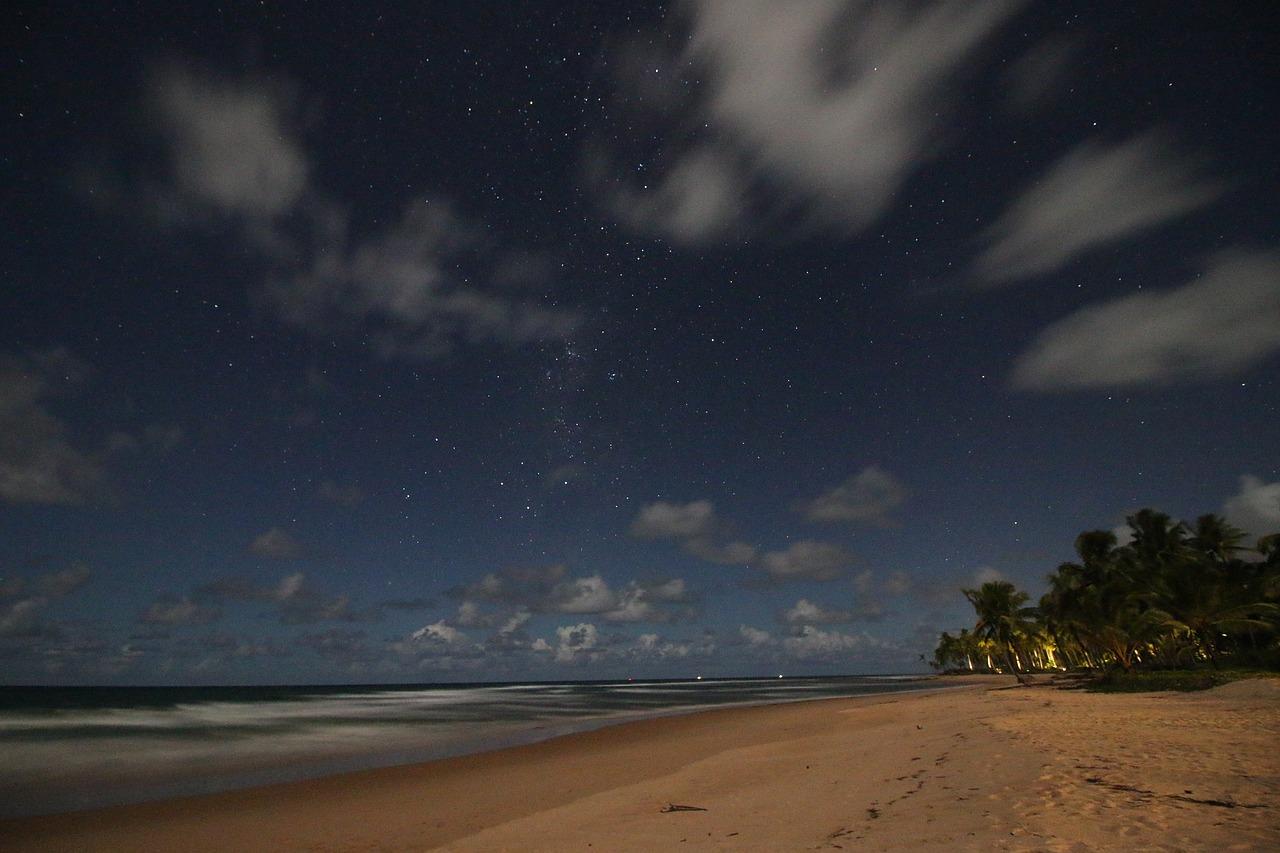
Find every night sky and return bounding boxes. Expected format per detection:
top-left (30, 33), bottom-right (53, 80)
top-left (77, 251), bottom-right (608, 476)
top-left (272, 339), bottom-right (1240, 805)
top-left (4, 1), bottom-right (1278, 684)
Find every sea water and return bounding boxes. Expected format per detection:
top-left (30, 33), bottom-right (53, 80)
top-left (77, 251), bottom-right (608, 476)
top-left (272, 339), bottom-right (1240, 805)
top-left (0, 675), bottom-right (937, 817)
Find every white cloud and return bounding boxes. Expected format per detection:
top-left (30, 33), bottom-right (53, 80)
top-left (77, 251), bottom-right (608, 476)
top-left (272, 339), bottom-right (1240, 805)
top-left (634, 633), bottom-right (693, 659)
top-left (630, 499), bottom-right (719, 539)
top-left (265, 198), bottom-right (582, 359)
top-left (453, 566), bottom-right (689, 626)
top-left (596, 0), bottom-right (1021, 242)
top-left (147, 66), bottom-right (308, 218)
top-left (248, 527), bottom-right (310, 560)
top-left (0, 563), bottom-right (91, 639)
top-left (545, 622), bottom-right (600, 663)
top-left (782, 625), bottom-right (881, 659)
top-left (141, 596), bottom-right (220, 626)
top-left (141, 66), bottom-right (580, 360)
top-left (499, 610), bottom-right (532, 635)
top-left (411, 620), bottom-right (465, 644)
top-left (603, 578), bottom-right (693, 624)
top-left (1011, 250), bottom-right (1280, 390)
top-left (0, 350), bottom-right (105, 505)
top-left (781, 598), bottom-right (853, 625)
top-left (974, 132), bottom-right (1223, 283)
top-left (200, 571), bottom-right (359, 624)
top-left (684, 538), bottom-right (758, 565)
top-left (739, 625), bottom-right (775, 647)
top-left (597, 145), bottom-right (748, 244)
top-left (1224, 475), bottom-right (1280, 540)
top-left (629, 499), bottom-right (756, 564)
top-left (756, 540), bottom-right (855, 582)
top-left (1002, 34), bottom-right (1077, 112)
top-left (317, 480), bottom-right (364, 506)
top-left (972, 566), bottom-right (1005, 586)
top-left (799, 466), bottom-right (908, 526)
top-left (551, 574), bottom-right (618, 615)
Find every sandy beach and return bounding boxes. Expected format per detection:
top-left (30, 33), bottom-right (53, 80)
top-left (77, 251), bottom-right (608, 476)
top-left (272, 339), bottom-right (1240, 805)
top-left (3, 675), bottom-right (1276, 852)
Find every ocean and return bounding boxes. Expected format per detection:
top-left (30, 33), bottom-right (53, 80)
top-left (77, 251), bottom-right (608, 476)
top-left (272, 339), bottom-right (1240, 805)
top-left (0, 675), bottom-right (939, 817)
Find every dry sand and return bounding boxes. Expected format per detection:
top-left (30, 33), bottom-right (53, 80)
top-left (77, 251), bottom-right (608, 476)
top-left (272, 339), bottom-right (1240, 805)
top-left (2, 675), bottom-right (1276, 852)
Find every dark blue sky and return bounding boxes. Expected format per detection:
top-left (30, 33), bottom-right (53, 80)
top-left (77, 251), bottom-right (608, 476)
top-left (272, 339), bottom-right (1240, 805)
top-left (4, 1), bottom-right (1277, 684)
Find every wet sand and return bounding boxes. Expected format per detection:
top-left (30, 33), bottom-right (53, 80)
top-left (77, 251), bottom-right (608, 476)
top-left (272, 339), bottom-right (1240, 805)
top-left (3, 675), bottom-right (1276, 852)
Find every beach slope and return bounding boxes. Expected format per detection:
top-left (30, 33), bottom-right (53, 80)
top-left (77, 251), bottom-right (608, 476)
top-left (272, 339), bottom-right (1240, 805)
top-left (3, 676), bottom-right (1276, 852)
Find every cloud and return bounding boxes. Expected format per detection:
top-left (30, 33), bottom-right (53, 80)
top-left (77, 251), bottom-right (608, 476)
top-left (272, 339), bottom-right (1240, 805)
top-left (140, 595), bottom-right (221, 626)
top-left (683, 538), bottom-right (759, 565)
top-left (780, 598), bottom-right (853, 625)
top-left (147, 65), bottom-right (308, 219)
top-left (1001, 34), bottom-right (1077, 112)
top-left (1224, 475), bottom-right (1280, 540)
top-left (601, 578), bottom-right (695, 624)
top-left (317, 480), bottom-right (365, 506)
top-left (972, 566), bottom-right (1005, 586)
top-left (633, 633), bottom-right (693, 660)
top-left (739, 625), bottom-right (775, 647)
top-left (248, 527), bottom-right (312, 560)
top-left (0, 563), bottom-right (91, 639)
top-left (1011, 249), bottom-right (1280, 390)
top-left (781, 626), bottom-right (889, 660)
top-left (265, 197), bottom-right (582, 359)
top-left (411, 620), bottom-right (466, 644)
top-left (594, 0), bottom-right (1021, 243)
top-left (550, 574), bottom-right (617, 615)
top-left (0, 349), bottom-right (106, 505)
top-left (138, 65), bottom-right (580, 359)
top-left (629, 499), bottom-right (757, 564)
top-left (755, 540), bottom-right (855, 583)
top-left (974, 132), bottom-right (1224, 283)
top-left (269, 572), bottom-right (359, 623)
top-left (197, 571), bottom-right (362, 624)
top-left (539, 622), bottom-right (600, 663)
top-left (591, 144), bottom-right (748, 244)
top-left (630, 499), bottom-right (718, 539)
top-left (296, 629), bottom-right (369, 661)
top-left (798, 466), bottom-right (909, 526)
top-left (450, 565), bottom-right (691, 626)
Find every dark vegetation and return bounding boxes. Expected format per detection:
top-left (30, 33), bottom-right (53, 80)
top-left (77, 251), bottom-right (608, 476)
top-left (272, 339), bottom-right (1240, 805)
top-left (932, 509), bottom-right (1280, 690)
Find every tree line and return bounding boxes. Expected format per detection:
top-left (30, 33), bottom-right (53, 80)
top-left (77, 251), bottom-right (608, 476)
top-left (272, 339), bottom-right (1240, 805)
top-left (932, 509), bottom-right (1280, 679)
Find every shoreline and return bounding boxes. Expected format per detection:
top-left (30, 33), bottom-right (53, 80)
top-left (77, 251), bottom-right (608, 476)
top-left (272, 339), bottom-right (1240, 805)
top-left (0, 676), bottom-right (952, 820)
top-left (3, 675), bottom-right (1276, 852)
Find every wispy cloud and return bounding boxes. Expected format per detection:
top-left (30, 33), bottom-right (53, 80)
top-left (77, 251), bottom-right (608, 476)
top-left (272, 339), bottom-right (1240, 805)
top-left (755, 540), bottom-right (855, 583)
top-left (139, 65), bottom-right (580, 358)
top-left (264, 198), bottom-right (581, 359)
top-left (974, 132), bottom-right (1224, 283)
top-left (147, 65), bottom-right (308, 219)
top-left (0, 350), bottom-right (105, 505)
top-left (0, 563), bottom-right (91, 639)
top-left (197, 571), bottom-right (365, 624)
top-left (535, 622), bottom-right (601, 664)
top-left (140, 595), bottom-right (221, 627)
top-left (247, 527), bottom-right (312, 560)
top-left (780, 598), bottom-right (853, 625)
top-left (594, 0), bottom-right (1021, 243)
top-left (1011, 249), bottom-right (1280, 390)
top-left (629, 499), bottom-right (757, 563)
top-left (317, 480), bottom-right (365, 506)
top-left (1224, 475), bottom-right (1280, 541)
top-left (781, 625), bottom-right (889, 660)
top-left (449, 564), bottom-right (694, 625)
top-left (798, 466), bottom-right (909, 526)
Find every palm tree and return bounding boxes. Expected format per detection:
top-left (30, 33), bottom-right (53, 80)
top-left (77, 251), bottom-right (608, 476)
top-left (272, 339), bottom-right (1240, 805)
top-left (1144, 543), bottom-right (1279, 667)
top-left (1188, 514), bottom-right (1249, 566)
top-left (963, 580), bottom-right (1038, 683)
